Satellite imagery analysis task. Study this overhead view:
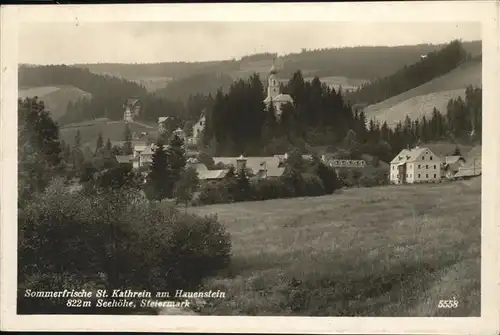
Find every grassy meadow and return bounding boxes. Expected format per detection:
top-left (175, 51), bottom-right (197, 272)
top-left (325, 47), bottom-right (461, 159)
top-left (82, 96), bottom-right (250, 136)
top-left (364, 59), bottom-right (482, 126)
top-left (187, 178), bottom-right (481, 316)
top-left (59, 120), bottom-right (157, 148)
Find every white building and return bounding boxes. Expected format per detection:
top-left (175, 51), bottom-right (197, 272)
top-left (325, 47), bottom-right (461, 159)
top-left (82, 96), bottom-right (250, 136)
top-left (158, 116), bottom-right (173, 133)
top-left (123, 99), bottom-right (141, 123)
top-left (191, 112), bottom-right (206, 145)
top-left (263, 64), bottom-right (294, 120)
top-left (390, 147), bottom-right (442, 184)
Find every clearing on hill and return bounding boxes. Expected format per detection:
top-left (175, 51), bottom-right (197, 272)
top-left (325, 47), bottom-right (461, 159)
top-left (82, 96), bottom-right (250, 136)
top-left (364, 59), bottom-right (481, 127)
top-left (188, 178), bottom-right (480, 316)
top-left (19, 85), bottom-right (92, 121)
top-left (60, 120), bottom-right (158, 148)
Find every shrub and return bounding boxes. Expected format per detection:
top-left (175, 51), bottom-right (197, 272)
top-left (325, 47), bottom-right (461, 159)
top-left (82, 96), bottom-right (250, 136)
top-left (250, 178), bottom-right (290, 201)
top-left (18, 184), bottom-right (231, 314)
top-left (196, 181), bottom-right (234, 205)
top-left (301, 173), bottom-right (326, 196)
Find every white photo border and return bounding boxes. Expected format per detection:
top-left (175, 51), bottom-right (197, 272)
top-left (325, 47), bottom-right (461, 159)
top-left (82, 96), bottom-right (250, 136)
top-left (1, 2), bottom-right (499, 334)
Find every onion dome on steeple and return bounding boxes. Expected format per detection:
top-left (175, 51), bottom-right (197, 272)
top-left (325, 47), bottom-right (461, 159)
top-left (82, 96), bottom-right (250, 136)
top-left (269, 64), bottom-right (278, 75)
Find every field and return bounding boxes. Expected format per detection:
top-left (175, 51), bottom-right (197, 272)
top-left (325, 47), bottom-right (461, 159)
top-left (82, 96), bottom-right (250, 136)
top-left (60, 119), bottom-right (157, 148)
top-left (19, 85), bottom-right (92, 121)
top-left (188, 178), bottom-right (481, 316)
top-left (364, 59), bottom-right (482, 126)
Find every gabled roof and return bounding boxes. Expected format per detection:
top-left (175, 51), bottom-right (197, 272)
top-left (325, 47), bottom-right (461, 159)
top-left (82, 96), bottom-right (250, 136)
top-left (158, 116), bottom-right (173, 123)
top-left (274, 94), bottom-right (294, 103)
top-left (115, 155), bottom-right (132, 164)
top-left (254, 167), bottom-right (286, 178)
top-left (390, 147), bottom-right (439, 164)
top-left (444, 156), bottom-right (465, 165)
top-left (125, 99), bottom-right (141, 106)
top-left (198, 169), bottom-right (229, 180)
top-left (213, 156), bottom-right (281, 175)
top-left (133, 145), bottom-right (148, 152)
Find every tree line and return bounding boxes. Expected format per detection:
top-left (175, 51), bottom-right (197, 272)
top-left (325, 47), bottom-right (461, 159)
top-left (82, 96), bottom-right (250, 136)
top-left (62, 40), bottom-right (480, 83)
top-left (200, 68), bottom-right (481, 163)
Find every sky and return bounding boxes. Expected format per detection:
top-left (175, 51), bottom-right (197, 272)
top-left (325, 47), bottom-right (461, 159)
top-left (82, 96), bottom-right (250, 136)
top-left (19, 22), bottom-right (481, 65)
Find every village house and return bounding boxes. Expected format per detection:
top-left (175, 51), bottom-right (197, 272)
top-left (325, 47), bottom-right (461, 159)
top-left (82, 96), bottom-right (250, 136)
top-left (114, 155), bottom-right (133, 165)
top-left (123, 99), bottom-right (142, 123)
top-left (158, 116), bottom-right (173, 133)
top-left (441, 155), bottom-right (466, 179)
top-left (186, 111), bottom-right (206, 146)
top-left (390, 146), bottom-right (442, 184)
top-left (213, 155), bottom-right (285, 179)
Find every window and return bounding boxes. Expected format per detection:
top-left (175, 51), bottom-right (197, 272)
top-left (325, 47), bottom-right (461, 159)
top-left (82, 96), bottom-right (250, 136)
top-left (422, 156), bottom-right (425, 160)
top-left (434, 165), bottom-right (436, 169)
top-left (430, 156), bottom-right (433, 160)
top-left (434, 174), bottom-right (436, 178)
top-left (418, 174), bottom-right (421, 178)
top-left (426, 174), bottom-right (429, 178)
top-left (426, 165), bottom-right (428, 169)
top-left (418, 164), bottom-right (421, 168)
top-left (426, 151), bottom-right (428, 155)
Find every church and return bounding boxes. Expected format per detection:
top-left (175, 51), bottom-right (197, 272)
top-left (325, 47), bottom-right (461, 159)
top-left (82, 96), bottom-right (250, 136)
top-left (263, 64), bottom-right (294, 120)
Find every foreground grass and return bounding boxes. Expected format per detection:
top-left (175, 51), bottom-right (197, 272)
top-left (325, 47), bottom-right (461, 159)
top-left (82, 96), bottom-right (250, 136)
top-left (188, 178), bottom-right (481, 316)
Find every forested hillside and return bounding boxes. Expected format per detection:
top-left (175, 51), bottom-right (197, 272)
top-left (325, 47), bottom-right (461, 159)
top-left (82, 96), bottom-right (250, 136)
top-left (71, 40), bottom-right (481, 82)
top-left (19, 65), bottom-right (189, 125)
top-left (155, 72), bottom-right (234, 102)
top-left (345, 40), bottom-right (475, 106)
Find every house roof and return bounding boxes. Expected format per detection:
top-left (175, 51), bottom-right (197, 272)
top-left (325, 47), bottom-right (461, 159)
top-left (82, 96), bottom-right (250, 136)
top-left (158, 116), bottom-right (173, 123)
top-left (213, 156), bottom-right (281, 174)
top-left (444, 156), bottom-right (465, 165)
top-left (189, 163), bottom-right (208, 172)
top-left (390, 147), bottom-right (438, 164)
top-left (254, 167), bottom-right (286, 178)
top-left (125, 99), bottom-right (141, 106)
top-left (453, 167), bottom-right (481, 178)
top-left (198, 169), bottom-right (229, 180)
top-left (115, 155), bottom-right (132, 164)
top-left (324, 159), bottom-right (366, 168)
top-left (274, 94), bottom-right (294, 103)
top-left (134, 145), bottom-right (148, 152)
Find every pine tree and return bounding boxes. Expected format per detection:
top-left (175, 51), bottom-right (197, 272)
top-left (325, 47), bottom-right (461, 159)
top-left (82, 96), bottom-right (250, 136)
top-left (105, 138), bottom-right (112, 152)
top-left (123, 124), bottom-right (133, 155)
top-left (167, 134), bottom-right (187, 187)
top-left (95, 132), bottom-right (104, 155)
top-left (147, 140), bottom-right (171, 201)
top-left (74, 130), bottom-right (81, 149)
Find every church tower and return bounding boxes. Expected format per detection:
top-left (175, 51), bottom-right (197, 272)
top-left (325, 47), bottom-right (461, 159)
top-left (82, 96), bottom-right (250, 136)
top-left (267, 64), bottom-right (280, 101)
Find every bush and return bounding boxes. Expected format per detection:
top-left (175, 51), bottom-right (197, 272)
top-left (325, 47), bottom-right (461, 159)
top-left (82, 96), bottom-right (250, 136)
top-left (18, 184), bottom-right (231, 314)
top-left (196, 181), bottom-right (235, 205)
top-left (250, 178), bottom-right (291, 201)
top-left (301, 173), bottom-right (326, 196)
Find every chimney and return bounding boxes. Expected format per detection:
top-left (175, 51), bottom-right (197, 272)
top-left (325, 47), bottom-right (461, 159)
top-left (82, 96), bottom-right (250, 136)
top-left (236, 154), bottom-right (247, 171)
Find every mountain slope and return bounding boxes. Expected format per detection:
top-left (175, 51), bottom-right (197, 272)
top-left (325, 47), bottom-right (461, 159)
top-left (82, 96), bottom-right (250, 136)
top-left (19, 85), bottom-right (92, 121)
top-left (364, 59), bottom-right (481, 127)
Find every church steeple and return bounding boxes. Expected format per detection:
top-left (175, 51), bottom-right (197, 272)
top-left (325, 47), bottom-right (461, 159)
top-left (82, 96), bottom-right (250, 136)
top-left (267, 58), bottom-right (280, 99)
